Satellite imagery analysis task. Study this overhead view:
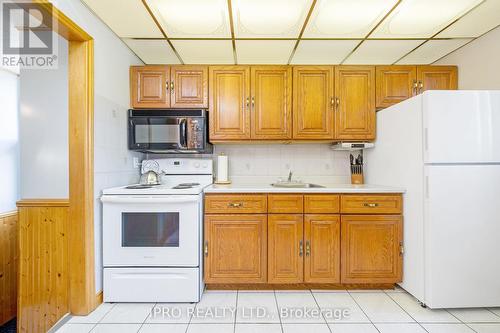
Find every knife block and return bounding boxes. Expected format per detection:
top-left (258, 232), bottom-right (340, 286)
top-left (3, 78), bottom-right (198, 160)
top-left (351, 172), bottom-right (364, 185)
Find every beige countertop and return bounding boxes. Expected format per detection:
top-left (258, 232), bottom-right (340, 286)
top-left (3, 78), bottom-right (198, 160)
top-left (203, 182), bottom-right (405, 194)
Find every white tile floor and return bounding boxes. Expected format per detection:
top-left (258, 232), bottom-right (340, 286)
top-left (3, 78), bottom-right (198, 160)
top-left (57, 288), bottom-right (500, 333)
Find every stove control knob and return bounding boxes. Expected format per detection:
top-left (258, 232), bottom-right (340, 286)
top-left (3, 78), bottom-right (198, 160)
top-left (202, 163), bottom-right (208, 168)
top-left (194, 162), bottom-right (200, 168)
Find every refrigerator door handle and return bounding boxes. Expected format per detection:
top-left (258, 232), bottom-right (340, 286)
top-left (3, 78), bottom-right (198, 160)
top-left (424, 128), bottom-right (429, 152)
top-left (425, 175), bottom-right (430, 199)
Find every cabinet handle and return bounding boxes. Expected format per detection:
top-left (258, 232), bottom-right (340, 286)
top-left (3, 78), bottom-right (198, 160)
top-left (305, 241), bottom-right (310, 256)
top-left (251, 97), bottom-right (255, 109)
top-left (412, 80), bottom-right (418, 95)
top-left (228, 202), bottom-right (243, 208)
top-left (418, 81), bottom-right (423, 94)
top-left (363, 203), bottom-right (379, 208)
top-left (336, 97), bottom-right (340, 109)
top-left (299, 240), bottom-right (303, 257)
top-left (330, 97), bottom-right (334, 108)
top-left (166, 80), bottom-right (169, 91)
top-left (399, 242), bottom-right (405, 255)
top-left (170, 81), bottom-right (174, 94)
top-left (246, 97), bottom-right (250, 109)
top-left (204, 241), bottom-right (209, 256)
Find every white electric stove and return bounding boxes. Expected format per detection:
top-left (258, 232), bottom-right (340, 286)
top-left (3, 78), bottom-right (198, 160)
top-left (101, 158), bottom-right (213, 303)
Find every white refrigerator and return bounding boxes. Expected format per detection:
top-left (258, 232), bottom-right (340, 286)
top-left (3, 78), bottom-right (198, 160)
top-left (365, 90), bottom-right (500, 309)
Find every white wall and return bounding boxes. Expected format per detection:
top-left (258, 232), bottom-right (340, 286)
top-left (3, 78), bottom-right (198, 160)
top-left (0, 69), bottom-right (20, 213)
top-left (436, 26), bottom-right (500, 89)
top-left (19, 34), bottom-right (69, 199)
top-left (214, 144), bottom-right (352, 184)
top-left (51, 0), bottom-right (143, 293)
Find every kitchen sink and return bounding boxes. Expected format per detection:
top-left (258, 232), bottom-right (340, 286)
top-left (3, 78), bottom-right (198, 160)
top-left (271, 182), bottom-right (325, 188)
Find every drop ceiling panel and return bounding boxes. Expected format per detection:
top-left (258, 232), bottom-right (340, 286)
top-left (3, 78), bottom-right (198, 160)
top-left (344, 40), bottom-right (424, 64)
top-left (397, 39), bottom-right (472, 64)
top-left (371, 0), bottom-right (482, 38)
top-left (172, 40), bottom-right (234, 64)
top-left (82, 0), bottom-right (162, 37)
top-left (291, 40), bottom-right (358, 64)
top-left (146, 0), bottom-right (231, 38)
top-left (437, 1), bottom-right (500, 38)
top-left (303, 0), bottom-right (398, 38)
top-left (232, 0), bottom-right (313, 38)
top-left (123, 39), bottom-right (180, 64)
top-left (235, 40), bottom-right (295, 64)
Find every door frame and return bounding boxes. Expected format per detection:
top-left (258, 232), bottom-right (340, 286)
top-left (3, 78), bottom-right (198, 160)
top-left (34, 1), bottom-right (96, 315)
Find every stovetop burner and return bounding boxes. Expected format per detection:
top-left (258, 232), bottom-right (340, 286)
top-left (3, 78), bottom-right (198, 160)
top-left (171, 182), bottom-right (200, 190)
top-left (125, 184), bottom-right (156, 189)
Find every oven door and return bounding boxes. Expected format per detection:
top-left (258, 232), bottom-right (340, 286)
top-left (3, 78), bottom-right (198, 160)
top-left (102, 195), bottom-right (200, 267)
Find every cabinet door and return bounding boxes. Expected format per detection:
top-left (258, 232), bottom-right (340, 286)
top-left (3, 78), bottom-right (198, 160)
top-left (209, 66), bottom-right (251, 141)
top-left (130, 66), bottom-right (170, 108)
top-left (417, 66), bottom-right (458, 93)
top-left (204, 214), bottom-right (267, 283)
top-left (251, 66), bottom-right (292, 139)
top-left (170, 66), bottom-right (208, 108)
top-left (304, 215), bottom-right (340, 283)
top-left (268, 214), bottom-right (303, 283)
top-left (335, 66), bottom-right (376, 140)
top-left (292, 66), bottom-right (335, 140)
top-left (341, 215), bottom-right (403, 284)
top-left (376, 66), bottom-right (417, 109)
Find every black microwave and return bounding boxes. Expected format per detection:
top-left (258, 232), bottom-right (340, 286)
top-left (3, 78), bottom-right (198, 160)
top-left (128, 109), bottom-right (212, 154)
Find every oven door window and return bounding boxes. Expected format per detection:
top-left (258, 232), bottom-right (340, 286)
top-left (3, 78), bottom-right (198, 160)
top-left (122, 212), bottom-right (179, 247)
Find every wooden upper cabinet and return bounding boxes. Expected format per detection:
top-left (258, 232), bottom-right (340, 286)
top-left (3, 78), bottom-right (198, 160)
top-left (293, 66), bottom-right (335, 140)
top-left (170, 66), bottom-right (208, 108)
top-left (304, 214), bottom-right (340, 283)
top-left (130, 66), bottom-right (170, 108)
top-left (251, 66), bottom-right (292, 139)
top-left (268, 214), bottom-right (304, 283)
top-left (376, 66), bottom-right (417, 109)
top-left (417, 65), bottom-right (458, 93)
top-left (335, 66), bottom-right (376, 141)
top-left (204, 214), bottom-right (267, 283)
top-left (341, 215), bottom-right (403, 284)
top-left (209, 66), bottom-right (251, 141)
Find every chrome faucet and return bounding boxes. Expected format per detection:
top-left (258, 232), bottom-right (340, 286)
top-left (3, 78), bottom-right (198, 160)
top-left (288, 170), bottom-right (293, 182)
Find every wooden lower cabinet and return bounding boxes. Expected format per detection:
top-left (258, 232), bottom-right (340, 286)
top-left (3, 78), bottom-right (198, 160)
top-left (341, 215), bottom-right (403, 284)
top-left (204, 214), bottom-right (267, 283)
top-left (268, 214), bottom-right (304, 283)
top-left (304, 215), bottom-right (340, 283)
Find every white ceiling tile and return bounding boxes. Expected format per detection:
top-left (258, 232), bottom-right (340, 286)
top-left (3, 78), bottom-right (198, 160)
top-left (291, 40), bottom-right (358, 64)
top-left (82, 0), bottom-right (162, 38)
top-left (344, 39), bottom-right (424, 64)
top-left (397, 39), bottom-right (472, 64)
top-left (371, 0), bottom-right (482, 38)
top-left (303, 0), bottom-right (398, 38)
top-left (232, 0), bottom-right (313, 38)
top-left (146, 0), bottom-right (231, 38)
top-left (437, 0), bottom-right (500, 38)
top-left (235, 40), bottom-right (296, 64)
top-left (123, 39), bottom-right (180, 64)
top-left (172, 40), bottom-right (234, 64)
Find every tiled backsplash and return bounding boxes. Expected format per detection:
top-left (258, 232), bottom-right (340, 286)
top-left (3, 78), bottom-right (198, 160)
top-left (214, 144), bottom-right (352, 184)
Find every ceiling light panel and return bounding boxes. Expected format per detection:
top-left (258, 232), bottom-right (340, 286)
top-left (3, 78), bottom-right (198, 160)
top-left (291, 40), bottom-right (358, 64)
top-left (344, 39), bottom-right (424, 64)
top-left (82, 0), bottom-right (163, 37)
top-left (123, 39), bottom-right (181, 64)
top-left (232, 0), bottom-right (313, 38)
top-left (397, 39), bottom-right (472, 64)
top-left (371, 0), bottom-right (482, 38)
top-left (236, 40), bottom-right (296, 64)
top-left (146, 0), bottom-right (231, 38)
top-left (172, 40), bottom-right (234, 64)
top-left (303, 0), bottom-right (398, 38)
top-left (437, 0), bottom-right (500, 38)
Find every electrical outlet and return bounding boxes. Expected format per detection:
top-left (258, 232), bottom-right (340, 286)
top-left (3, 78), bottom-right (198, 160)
top-left (133, 157), bottom-right (141, 169)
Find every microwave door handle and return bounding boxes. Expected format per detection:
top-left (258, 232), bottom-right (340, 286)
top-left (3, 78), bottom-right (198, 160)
top-left (179, 119), bottom-right (188, 148)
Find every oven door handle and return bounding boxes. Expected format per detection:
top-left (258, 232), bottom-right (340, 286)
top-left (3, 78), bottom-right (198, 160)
top-left (101, 196), bottom-right (199, 204)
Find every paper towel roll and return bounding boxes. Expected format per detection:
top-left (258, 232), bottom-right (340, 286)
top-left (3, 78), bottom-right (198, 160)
top-left (217, 154), bottom-right (229, 182)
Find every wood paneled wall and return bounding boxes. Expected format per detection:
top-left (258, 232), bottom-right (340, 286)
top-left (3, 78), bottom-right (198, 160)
top-left (0, 211), bottom-right (17, 326)
top-left (17, 200), bottom-right (69, 333)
